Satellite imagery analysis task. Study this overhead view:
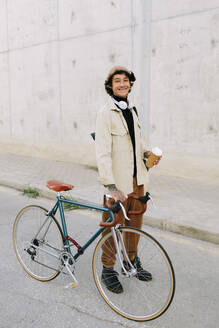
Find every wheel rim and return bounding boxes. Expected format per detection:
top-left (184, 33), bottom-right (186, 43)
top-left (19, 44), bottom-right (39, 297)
top-left (92, 227), bottom-right (175, 321)
top-left (13, 206), bottom-right (64, 281)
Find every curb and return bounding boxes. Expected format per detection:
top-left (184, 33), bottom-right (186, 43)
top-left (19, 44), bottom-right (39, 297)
top-left (142, 216), bottom-right (219, 246)
top-left (1, 180), bottom-right (219, 246)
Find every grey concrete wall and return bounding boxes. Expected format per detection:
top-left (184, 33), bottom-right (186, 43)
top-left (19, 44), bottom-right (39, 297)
top-left (0, 0), bottom-right (218, 179)
top-left (150, 0), bottom-right (219, 180)
top-left (0, 0), bottom-right (137, 165)
top-left (150, 1), bottom-right (219, 155)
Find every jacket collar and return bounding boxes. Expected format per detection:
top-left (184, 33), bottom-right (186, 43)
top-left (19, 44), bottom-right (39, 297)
top-left (109, 97), bottom-right (121, 112)
top-left (108, 97), bottom-right (133, 112)
top-left (107, 98), bottom-right (137, 134)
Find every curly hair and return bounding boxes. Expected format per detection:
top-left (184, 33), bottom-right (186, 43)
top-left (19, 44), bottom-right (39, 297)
top-left (104, 69), bottom-right (136, 96)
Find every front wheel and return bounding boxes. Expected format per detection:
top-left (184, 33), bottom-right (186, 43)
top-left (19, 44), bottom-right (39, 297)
top-left (13, 205), bottom-right (64, 281)
top-left (92, 227), bottom-right (175, 321)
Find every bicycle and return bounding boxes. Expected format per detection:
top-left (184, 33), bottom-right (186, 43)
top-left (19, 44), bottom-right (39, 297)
top-left (12, 180), bottom-right (175, 322)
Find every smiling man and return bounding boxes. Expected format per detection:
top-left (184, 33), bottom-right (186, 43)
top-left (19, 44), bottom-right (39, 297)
top-left (95, 66), bottom-right (158, 293)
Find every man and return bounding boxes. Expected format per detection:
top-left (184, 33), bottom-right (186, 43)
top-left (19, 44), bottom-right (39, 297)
top-left (95, 66), bottom-right (161, 293)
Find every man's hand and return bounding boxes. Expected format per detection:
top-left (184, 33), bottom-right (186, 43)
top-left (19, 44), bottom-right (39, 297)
top-left (144, 151), bottom-right (162, 166)
top-left (106, 184), bottom-right (126, 202)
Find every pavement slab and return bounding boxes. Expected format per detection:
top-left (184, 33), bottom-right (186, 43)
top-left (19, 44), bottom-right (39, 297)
top-left (0, 152), bottom-right (218, 244)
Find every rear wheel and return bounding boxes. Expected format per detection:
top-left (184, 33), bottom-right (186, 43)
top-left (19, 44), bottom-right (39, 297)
top-left (13, 205), bottom-right (64, 281)
top-left (92, 227), bottom-right (175, 321)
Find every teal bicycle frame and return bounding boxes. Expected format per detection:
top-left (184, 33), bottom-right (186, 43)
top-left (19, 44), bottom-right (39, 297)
top-left (47, 195), bottom-right (115, 260)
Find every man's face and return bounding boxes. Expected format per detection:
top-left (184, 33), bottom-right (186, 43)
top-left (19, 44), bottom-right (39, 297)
top-left (111, 73), bottom-right (131, 98)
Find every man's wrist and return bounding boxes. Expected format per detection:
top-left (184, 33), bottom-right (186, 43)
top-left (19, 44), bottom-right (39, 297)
top-left (105, 184), bottom-right (118, 191)
top-left (144, 151), bottom-right (150, 159)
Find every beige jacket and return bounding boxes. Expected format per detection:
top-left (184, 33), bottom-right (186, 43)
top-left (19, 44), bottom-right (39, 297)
top-left (95, 99), bottom-right (149, 195)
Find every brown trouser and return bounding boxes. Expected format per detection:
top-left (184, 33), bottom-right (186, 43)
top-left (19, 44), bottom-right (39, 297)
top-left (101, 177), bottom-right (144, 268)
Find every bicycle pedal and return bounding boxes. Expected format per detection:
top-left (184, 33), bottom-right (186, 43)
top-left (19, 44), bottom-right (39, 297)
top-left (64, 282), bottom-right (78, 289)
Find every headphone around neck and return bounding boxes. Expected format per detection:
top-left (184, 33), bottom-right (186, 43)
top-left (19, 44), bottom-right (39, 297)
top-left (113, 99), bottom-right (128, 110)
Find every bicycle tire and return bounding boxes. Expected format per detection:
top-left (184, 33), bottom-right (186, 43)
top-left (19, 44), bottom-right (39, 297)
top-left (13, 205), bottom-right (64, 281)
top-left (92, 226), bottom-right (175, 321)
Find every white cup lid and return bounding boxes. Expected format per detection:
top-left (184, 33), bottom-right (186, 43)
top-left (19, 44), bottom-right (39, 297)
top-left (152, 147), bottom-right (162, 156)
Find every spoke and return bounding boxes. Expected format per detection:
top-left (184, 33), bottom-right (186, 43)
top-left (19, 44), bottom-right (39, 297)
top-left (13, 205), bottom-right (64, 281)
top-left (32, 259), bottom-right (62, 273)
top-left (41, 241), bottom-right (63, 252)
top-left (92, 227), bottom-right (175, 321)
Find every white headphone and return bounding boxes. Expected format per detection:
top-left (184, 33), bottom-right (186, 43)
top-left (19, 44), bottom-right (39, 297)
top-left (113, 99), bottom-right (128, 110)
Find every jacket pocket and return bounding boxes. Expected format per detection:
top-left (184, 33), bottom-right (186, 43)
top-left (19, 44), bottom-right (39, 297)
top-left (111, 128), bottom-right (130, 153)
top-left (111, 129), bottom-right (127, 136)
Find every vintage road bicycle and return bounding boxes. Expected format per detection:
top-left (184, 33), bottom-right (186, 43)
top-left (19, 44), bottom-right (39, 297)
top-left (13, 180), bottom-right (175, 322)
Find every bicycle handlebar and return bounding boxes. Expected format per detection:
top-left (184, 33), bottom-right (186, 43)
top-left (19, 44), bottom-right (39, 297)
top-left (99, 198), bottom-right (121, 227)
top-left (99, 192), bottom-right (151, 227)
top-left (127, 192), bottom-right (151, 215)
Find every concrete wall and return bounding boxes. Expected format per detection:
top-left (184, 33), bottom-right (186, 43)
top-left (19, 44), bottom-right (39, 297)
top-left (0, 0), bottom-right (219, 179)
top-left (151, 0), bottom-right (219, 155)
top-left (0, 0), bottom-right (139, 165)
top-left (150, 0), bottom-right (219, 180)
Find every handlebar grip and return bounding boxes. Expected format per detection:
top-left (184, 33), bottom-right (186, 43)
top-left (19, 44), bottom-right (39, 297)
top-left (99, 199), bottom-right (121, 227)
top-left (99, 192), bottom-right (151, 226)
top-left (99, 213), bottom-right (119, 227)
top-left (108, 200), bottom-right (121, 213)
top-left (138, 192), bottom-right (151, 204)
top-left (127, 192), bottom-right (151, 215)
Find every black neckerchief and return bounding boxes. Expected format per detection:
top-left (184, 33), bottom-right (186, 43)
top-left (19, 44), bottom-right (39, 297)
top-left (112, 96), bottom-right (137, 177)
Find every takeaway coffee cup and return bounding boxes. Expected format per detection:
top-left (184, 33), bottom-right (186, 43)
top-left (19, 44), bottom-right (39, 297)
top-left (146, 147), bottom-right (162, 168)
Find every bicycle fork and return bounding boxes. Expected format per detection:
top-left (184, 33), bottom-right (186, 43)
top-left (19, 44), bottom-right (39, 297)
top-left (111, 225), bottom-right (137, 277)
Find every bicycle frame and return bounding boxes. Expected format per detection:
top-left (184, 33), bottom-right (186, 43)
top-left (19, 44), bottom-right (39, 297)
top-left (29, 193), bottom-right (137, 285)
top-left (47, 194), bottom-right (115, 261)
top-left (13, 184), bottom-right (175, 320)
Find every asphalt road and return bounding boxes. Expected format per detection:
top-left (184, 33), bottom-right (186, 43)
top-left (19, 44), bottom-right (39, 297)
top-left (0, 186), bottom-right (219, 328)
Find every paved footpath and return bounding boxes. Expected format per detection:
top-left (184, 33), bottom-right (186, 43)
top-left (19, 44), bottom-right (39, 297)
top-left (0, 152), bottom-right (219, 245)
